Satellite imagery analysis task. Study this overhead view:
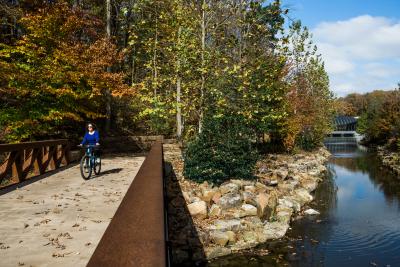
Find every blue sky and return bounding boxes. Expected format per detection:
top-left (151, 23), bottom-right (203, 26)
top-left (281, 0), bottom-right (400, 97)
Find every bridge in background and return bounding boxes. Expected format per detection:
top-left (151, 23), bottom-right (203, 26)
top-left (0, 138), bottom-right (168, 267)
top-left (324, 116), bottom-right (366, 151)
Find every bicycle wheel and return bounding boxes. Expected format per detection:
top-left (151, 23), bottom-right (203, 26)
top-left (94, 157), bottom-right (101, 175)
top-left (80, 155), bottom-right (92, 180)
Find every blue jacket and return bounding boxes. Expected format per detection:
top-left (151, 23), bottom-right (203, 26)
top-left (81, 131), bottom-right (100, 145)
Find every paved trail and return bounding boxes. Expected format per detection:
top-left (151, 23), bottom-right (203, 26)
top-left (0, 155), bottom-right (144, 267)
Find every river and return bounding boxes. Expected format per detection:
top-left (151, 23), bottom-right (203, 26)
top-left (209, 145), bottom-right (400, 267)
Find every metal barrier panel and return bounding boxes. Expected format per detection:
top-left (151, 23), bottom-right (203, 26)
top-left (87, 140), bottom-right (166, 267)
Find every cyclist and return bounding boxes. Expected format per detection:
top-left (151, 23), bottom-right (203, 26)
top-left (79, 123), bottom-right (100, 164)
top-left (79, 123), bottom-right (100, 147)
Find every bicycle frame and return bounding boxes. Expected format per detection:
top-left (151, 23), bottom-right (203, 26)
top-left (85, 145), bottom-right (98, 168)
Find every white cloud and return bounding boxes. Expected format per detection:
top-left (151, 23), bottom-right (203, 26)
top-left (311, 15), bottom-right (400, 96)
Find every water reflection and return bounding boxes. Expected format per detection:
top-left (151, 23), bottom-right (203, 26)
top-left (209, 145), bottom-right (400, 267)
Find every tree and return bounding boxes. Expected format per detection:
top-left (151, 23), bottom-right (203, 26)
top-left (0, 2), bottom-right (132, 142)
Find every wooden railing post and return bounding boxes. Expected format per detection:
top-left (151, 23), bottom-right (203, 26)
top-left (11, 151), bottom-right (23, 183)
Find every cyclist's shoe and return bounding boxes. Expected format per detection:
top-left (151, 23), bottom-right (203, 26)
top-left (96, 158), bottom-right (101, 164)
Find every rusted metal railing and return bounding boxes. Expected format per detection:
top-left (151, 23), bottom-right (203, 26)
top-left (0, 139), bottom-right (71, 187)
top-left (87, 140), bottom-right (168, 267)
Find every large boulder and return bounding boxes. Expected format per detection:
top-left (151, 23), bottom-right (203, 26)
top-left (201, 188), bottom-right (218, 203)
top-left (293, 188), bottom-right (313, 205)
top-left (210, 231), bottom-right (230, 246)
top-left (209, 204), bottom-right (222, 217)
top-left (241, 204), bottom-right (257, 216)
top-left (217, 193), bottom-right (242, 210)
top-left (207, 219), bottom-right (243, 232)
top-left (244, 185), bottom-right (256, 193)
top-left (205, 247), bottom-right (232, 259)
top-left (187, 201), bottom-right (207, 219)
top-left (263, 221), bottom-right (289, 240)
top-left (242, 191), bottom-right (257, 206)
top-left (219, 183), bottom-right (240, 195)
top-left (256, 191), bottom-right (278, 221)
top-left (301, 178), bottom-right (318, 192)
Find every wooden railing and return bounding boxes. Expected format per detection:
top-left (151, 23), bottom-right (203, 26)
top-left (0, 140), bottom-right (71, 188)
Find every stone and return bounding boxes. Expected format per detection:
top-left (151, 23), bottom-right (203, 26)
top-left (205, 247), bottom-right (232, 259)
top-left (230, 179), bottom-right (243, 187)
top-left (209, 204), bottom-right (222, 217)
top-left (244, 185), bottom-right (256, 193)
top-left (219, 183), bottom-right (240, 195)
top-left (210, 231), bottom-right (230, 246)
top-left (258, 165), bottom-right (268, 174)
top-left (201, 188), bottom-right (217, 202)
top-left (278, 182), bottom-right (295, 192)
top-left (187, 201), bottom-right (207, 219)
top-left (279, 197), bottom-right (301, 212)
top-left (208, 219), bottom-right (242, 232)
top-left (242, 191), bottom-right (257, 206)
top-left (304, 208), bottom-right (320, 215)
top-left (276, 210), bottom-right (292, 223)
top-left (189, 196), bottom-right (202, 203)
top-left (256, 192), bottom-right (277, 220)
top-left (217, 193), bottom-right (242, 210)
top-left (255, 182), bottom-right (267, 192)
top-left (242, 231), bottom-right (258, 243)
top-left (212, 192), bottom-right (222, 204)
top-left (276, 169), bottom-right (288, 179)
top-left (265, 179), bottom-right (278, 186)
top-left (226, 231), bottom-right (236, 244)
top-left (263, 221), bottom-right (289, 240)
top-left (182, 191), bottom-right (190, 203)
top-left (241, 204), bottom-right (257, 216)
top-left (301, 179), bottom-right (318, 192)
top-left (293, 188), bottom-right (313, 205)
top-left (233, 210), bottom-right (247, 218)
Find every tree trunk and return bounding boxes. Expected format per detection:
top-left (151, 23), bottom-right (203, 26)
top-left (176, 26), bottom-right (183, 139)
top-left (153, 16), bottom-right (158, 98)
top-left (176, 76), bottom-right (182, 139)
top-left (199, 2), bottom-right (206, 133)
top-left (105, 0), bottom-right (112, 132)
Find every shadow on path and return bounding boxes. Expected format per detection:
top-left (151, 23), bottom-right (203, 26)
top-left (164, 161), bottom-right (207, 267)
top-left (0, 162), bottom-right (79, 196)
top-left (93, 168), bottom-right (123, 178)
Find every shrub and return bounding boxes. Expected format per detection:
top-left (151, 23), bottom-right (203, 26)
top-left (183, 114), bottom-right (258, 184)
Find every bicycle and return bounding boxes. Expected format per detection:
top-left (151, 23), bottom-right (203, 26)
top-left (79, 145), bottom-right (101, 180)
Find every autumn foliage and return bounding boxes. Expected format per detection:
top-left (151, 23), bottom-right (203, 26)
top-left (1, 0), bottom-right (334, 155)
top-left (0, 2), bottom-right (132, 142)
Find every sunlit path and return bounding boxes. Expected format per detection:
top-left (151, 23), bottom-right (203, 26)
top-left (0, 155), bottom-right (144, 267)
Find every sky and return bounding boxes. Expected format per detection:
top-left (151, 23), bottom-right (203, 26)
top-left (281, 0), bottom-right (400, 97)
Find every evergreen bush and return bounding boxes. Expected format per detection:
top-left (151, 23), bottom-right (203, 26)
top-left (183, 114), bottom-right (258, 184)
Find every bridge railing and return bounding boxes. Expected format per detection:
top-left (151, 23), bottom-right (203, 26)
top-left (0, 139), bottom-right (71, 188)
top-left (324, 136), bottom-right (357, 144)
top-left (87, 139), bottom-right (168, 267)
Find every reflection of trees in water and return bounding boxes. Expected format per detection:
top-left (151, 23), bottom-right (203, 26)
top-left (329, 146), bottom-right (400, 205)
top-left (284, 169), bottom-right (338, 267)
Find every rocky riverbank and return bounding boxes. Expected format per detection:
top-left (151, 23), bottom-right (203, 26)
top-left (164, 144), bottom-right (330, 265)
top-left (377, 146), bottom-right (400, 176)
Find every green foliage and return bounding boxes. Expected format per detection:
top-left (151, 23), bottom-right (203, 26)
top-left (183, 113), bottom-right (258, 183)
